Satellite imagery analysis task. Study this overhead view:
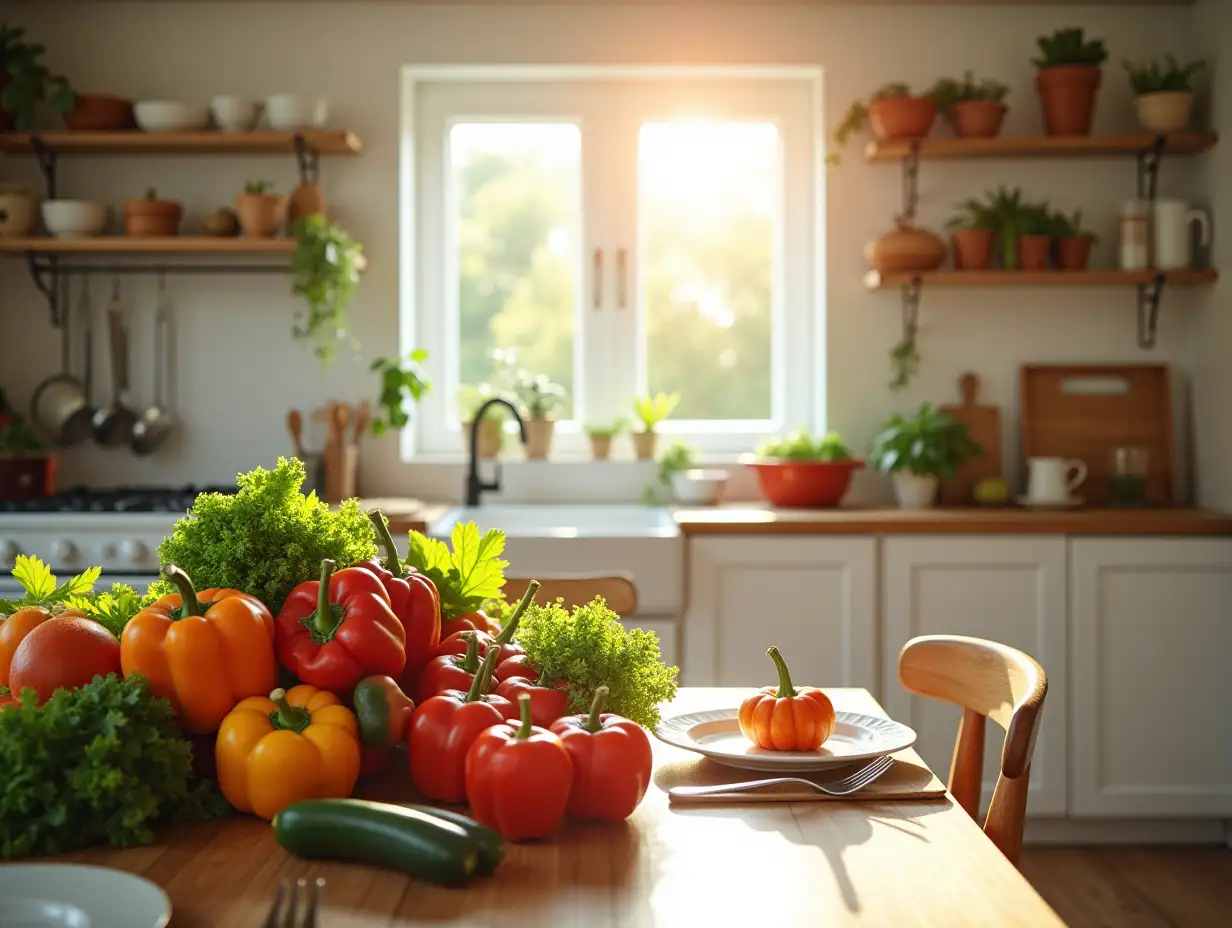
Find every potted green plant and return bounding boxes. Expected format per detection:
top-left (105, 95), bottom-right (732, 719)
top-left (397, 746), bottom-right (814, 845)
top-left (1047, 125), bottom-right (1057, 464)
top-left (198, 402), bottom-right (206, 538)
top-left (290, 215), bottom-right (363, 367)
top-left (585, 418), bottom-right (626, 461)
top-left (871, 404), bottom-right (982, 509)
top-left (946, 196), bottom-right (999, 270)
top-left (0, 393), bottom-right (54, 501)
top-left (235, 179), bottom-right (286, 238)
top-left (929, 72), bottom-right (1010, 138)
top-left (1017, 201), bottom-right (1054, 271)
top-left (831, 83), bottom-right (938, 163)
top-left (1032, 27), bottom-right (1108, 136)
top-left (744, 429), bottom-right (862, 508)
top-left (1123, 55), bottom-right (1206, 134)
top-left (370, 349), bottom-right (431, 437)
top-left (632, 392), bottom-right (680, 460)
top-left (0, 24), bottom-right (75, 131)
top-left (1050, 208), bottom-right (1098, 271)
top-left (459, 383), bottom-right (507, 460)
top-left (977, 185), bottom-right (1035, 270)
top-left (515, 370), bottom-right (565, 460)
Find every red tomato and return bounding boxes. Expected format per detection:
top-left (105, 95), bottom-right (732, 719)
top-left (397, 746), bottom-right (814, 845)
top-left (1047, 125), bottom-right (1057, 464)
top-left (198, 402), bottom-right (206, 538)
top-left (8, 617), bottom-right (122, 705)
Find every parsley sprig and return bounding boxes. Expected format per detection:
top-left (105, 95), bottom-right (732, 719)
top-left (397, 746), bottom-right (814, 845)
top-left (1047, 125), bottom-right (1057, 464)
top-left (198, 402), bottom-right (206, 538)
top-left (0, 555), bottom-right (100, 615)
top-left (404, 523), bottom-right (508, 619)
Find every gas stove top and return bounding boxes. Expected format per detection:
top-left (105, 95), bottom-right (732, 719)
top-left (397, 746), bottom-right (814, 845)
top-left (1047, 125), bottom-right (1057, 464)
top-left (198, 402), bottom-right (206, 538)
top-left (0, 485), bottom-right (238, 515)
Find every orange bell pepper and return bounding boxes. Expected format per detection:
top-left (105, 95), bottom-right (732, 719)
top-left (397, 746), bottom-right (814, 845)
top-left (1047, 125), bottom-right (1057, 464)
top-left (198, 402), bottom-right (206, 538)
top-left (737, 646), bottom-right (836, 751)
top-left (215, 684), bottom-right (360, 821)
top-left (120, 565), bottom-right (277, 734)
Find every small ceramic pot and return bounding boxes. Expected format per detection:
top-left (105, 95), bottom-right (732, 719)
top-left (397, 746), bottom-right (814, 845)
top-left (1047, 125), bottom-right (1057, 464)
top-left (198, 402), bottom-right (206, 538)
top-left (288, 181), bottom-right (326, 227)
top-left (950, 228), bottom-right (994, 270)
top-left (867, 217), bottom-right (947, 274)
top-left (1017, 235), bottom-right (1053, 271)
top-left (202, 207), bottom-right (240, 237)
top-left (1035, 65), bottom-right (1102, 136)
top-left (525, 418), bottom-right (555, 460)
top-left (234, 193), bottom-right (287, 238)
top-left (589, 434), bottom-right (613, 460)
top-left (462, 418), bottom-right (502, 460)
top-left (124, 189), bottom-right (183, 237)
top-left (632, 430), bottom-right (658, 461)
top-left (64, 94), bottom-right (135, 131)
top-left (0, 187), bottom-right (40, 237)
top-left (1056, 235), bottom-right (1095, 270)
top-left (892, 471), bottom-right (939, 509)
top-left (1134, 91), bottom-right (1194, 134)
top-left (0, 454), bottom-right (56, 501)
top-left (867, 96), bottom-right (937, 142)
top-left (949, 100), bottom-right (1007, 138)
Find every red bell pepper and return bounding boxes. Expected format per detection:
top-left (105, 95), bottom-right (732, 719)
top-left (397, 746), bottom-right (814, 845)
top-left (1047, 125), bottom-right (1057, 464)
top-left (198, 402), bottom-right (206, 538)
top-left (434, 580), bottom-right (538, 666)
top-left (440, 610), bottom-right (501, 639)
top-left (352, 674), bottom-right (415, 777)
top-left (494, 669), bottom-right (569, 728)
top-left (493, 653), bottom-right (538, 682)
top-left (274, 559), bottom-right (406, 695)
top-left (361, 512), bottom-right (442, 693)
top-left (407, 647), bottom-right (509, 802)
top-left (416, 630), bottom-right (483, 704)
top-left (465, 693), bottom-right (574, 842)
top-left (550, 685), bottom-right (653, 821)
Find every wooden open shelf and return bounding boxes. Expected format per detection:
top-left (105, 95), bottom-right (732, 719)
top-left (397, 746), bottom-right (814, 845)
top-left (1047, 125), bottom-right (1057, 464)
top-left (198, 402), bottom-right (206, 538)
top-left (0, 130), bottom-right (362, 156)
top-left (865, 131), bottom-right (1218, 163)
top-left (864, 268), bottom-right (1219, 290)
top-left (0, 236), bottom-right (296, 255)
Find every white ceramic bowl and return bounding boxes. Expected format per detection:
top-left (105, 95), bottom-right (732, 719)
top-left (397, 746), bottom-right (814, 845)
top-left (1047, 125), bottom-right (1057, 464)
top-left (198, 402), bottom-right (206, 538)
top-left (134, 100), bottom-right (210, 132)
top-left (210, 95), bottom-right (259, 132)
top-left (42, 200), bottom-right (109, 238)
top-left (265, 94), bottom-right (328, 130)
top-left (670, 468), bottom-right (730, 506)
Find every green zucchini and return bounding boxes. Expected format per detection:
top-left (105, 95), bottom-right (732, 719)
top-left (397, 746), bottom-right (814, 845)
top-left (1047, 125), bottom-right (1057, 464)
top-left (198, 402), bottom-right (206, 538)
top-left (273, 799), bottom-right (478, 886)
top-left (403, 804), bottom-right (505, 876)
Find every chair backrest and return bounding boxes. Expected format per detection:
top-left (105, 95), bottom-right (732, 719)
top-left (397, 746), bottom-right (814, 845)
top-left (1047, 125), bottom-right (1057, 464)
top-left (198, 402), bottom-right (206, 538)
top-left (898, 634), bottom-right (1047, 865)
top-left (504, 574), bottom-right (638, 615)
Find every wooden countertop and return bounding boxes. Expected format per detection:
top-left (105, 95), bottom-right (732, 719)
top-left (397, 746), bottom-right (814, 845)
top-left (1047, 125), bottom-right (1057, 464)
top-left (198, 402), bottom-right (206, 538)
top-left (65, 688), bottom-right (1063, 927)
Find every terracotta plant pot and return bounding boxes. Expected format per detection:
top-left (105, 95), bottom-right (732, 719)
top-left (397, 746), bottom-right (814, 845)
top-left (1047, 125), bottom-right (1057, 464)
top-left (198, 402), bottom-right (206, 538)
top-left (1134, 91), bottom-right (1194, 134)
top-left (64, 94), bottom-right (135, 131)
top-left (462, 418), bottom-right (502, 460)
top-left (867, 96), bottom-right (936, 142)
top-left (1017, 235), bottom-right (1053, 271)
top-left (0, 186), bottom-right (40, 237)
top-left (124, 189), bottom-right (182, 237)
top-left (202, 207), bottom-right (240, 238)
top-left (234, 193), bottom-right (287, 238)
top-left (866, 216), bottom-right (947, 274)
top-left (632, 430), bottom-right (657, 461)
top-left (950, 228), bottom-right (994, 270)
top-left (1035, 65), bottom-right (1102, 136)
top-left (589, 435), bottom-right (613, 460)
top-left (1056, 235), bottom-right (1094, 270)
top-left (948, 100), bottom-right (1007, 138)
top-left (525, 418), bottom-right (555, 460)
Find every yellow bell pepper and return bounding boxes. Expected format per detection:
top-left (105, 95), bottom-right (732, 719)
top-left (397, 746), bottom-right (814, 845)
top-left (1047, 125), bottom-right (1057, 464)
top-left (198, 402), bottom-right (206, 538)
top-left (215, 684), bottom-right (360, 820)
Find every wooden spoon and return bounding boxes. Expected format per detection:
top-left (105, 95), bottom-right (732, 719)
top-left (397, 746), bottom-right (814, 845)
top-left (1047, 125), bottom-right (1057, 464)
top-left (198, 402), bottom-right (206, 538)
top-left (286, 409), bottom-right (305, 458)
top-left (352, 400), bottom-right (371, 443)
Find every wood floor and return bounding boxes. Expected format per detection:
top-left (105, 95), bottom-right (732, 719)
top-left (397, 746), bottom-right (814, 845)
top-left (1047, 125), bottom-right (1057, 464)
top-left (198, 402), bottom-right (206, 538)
top-left (1019, 847), bottom-right (1232, 928)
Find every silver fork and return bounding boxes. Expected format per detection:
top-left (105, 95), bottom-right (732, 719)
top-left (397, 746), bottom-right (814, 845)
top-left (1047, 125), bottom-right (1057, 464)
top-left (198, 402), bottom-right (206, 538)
top-left (668, 754), bottom-right (895, 802)
top-left (263, 877), bottom-right (325, 928)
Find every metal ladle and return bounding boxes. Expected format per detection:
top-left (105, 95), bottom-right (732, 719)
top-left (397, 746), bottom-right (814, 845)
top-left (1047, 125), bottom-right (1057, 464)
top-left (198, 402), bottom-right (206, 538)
top-left (132, 272), bottom-right (179, 455)
top-left (91, 276), bottom-right (138, 446)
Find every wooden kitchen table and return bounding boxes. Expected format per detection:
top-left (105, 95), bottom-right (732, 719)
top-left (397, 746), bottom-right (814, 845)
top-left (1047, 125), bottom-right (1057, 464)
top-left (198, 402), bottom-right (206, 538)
top-left (63, 688), bottom-right (1063, 927)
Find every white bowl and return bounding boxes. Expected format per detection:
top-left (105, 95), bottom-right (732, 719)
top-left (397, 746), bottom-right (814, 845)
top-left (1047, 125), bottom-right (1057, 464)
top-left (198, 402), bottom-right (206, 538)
top-left (670, 468), bottom-right (730, 506)
top-left (265, 94), bottom-right (328, 130)
top-left (134, 100), bottom-right (210, 132)
top-left (210, 95), bottom-right (259, 132)
top-left (42, 200), bottom-right (109, 238)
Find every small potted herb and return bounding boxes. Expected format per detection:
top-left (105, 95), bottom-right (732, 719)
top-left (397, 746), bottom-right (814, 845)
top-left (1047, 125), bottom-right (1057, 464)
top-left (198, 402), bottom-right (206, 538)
top-left (1017, 201), bottom-right (1054, 271)
top-left (831, 83), bottom-right (938, 163)
top-left (585, 418), bottom-right (626, 461)
top-left (1123, 55), bottom-right (1206, 134)
top-left (0, 24), bottom-right (76, 131)
top-left (743, 429), bottom-right (863, 508)
top-left (0, 393), bottom-right (54, 501)
top-left (1032, 27), bottom-right (1108, 137)
top-left (515, 371), bottom-right (565, 460)
top-left (235, 179), bottom-right (286, 238)
top-left (1050, 209), bottom-right (1097, 271)
top-left (460, 383), bottom-right (507, 460)
top-left (290, 215), bottom-right (363, 367)
top-left (946, 196), bottom-right (999, 270)
top-left (871, 404), bottom-right (982, 509)
top-left (929, 72), bottom-right (1010, 138)
top-left (632, 392), bottom-right (680, 461)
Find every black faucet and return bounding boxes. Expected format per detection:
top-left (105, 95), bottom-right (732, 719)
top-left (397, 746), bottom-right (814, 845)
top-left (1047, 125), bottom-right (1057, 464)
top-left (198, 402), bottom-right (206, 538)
top-left (465, 397), bottom-right (528, 507)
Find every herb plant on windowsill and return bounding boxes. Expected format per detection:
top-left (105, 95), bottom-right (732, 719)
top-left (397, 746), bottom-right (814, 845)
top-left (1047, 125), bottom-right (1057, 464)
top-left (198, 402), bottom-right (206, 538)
top-left (514, 371), bottom-right (566, 461)
top-left (585, 418), bottom-right (627, 461)
top-left (631, 392), bottom-right (680, 461)
top-left (870, 404), bottom-right (983, 509)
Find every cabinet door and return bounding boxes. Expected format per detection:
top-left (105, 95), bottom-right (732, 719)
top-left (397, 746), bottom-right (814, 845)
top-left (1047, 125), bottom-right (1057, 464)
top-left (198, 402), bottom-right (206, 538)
top-left (1070, 538), bottom-right (1232, 818)
top-left (683, 537), bottom-right (876, 689)
top-left (881, 536), bottom-right (1068, 816)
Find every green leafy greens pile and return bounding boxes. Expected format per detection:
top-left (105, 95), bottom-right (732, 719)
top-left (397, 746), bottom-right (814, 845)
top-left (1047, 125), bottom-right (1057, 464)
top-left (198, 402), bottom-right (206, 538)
top-left (404, 523), bottom-right (507, 620)
top-left (516, 596), bottom-right (678, 729)
top-left (148, 457), bottom-right (376, 612)
top-left (71, 584), bottom-right (160, 638)
top-left (756, 429), bottom-right (854, 462)
top-left (0, 674), bottom-right (230, 860)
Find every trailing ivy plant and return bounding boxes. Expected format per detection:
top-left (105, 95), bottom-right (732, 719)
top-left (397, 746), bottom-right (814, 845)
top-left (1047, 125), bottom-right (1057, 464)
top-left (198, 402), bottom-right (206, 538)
top-left (0, 24), bottom-right (75, 130)
top-left (370, 349), bottom-right (431, 436)
top-left (290, 215), bottom-right (363, 367)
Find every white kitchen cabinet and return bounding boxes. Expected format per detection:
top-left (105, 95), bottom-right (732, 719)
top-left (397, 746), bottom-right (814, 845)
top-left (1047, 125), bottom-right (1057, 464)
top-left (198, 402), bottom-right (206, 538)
top-left (683, 537), bottom-right (876, 689)
top-left (1069, 538), bottom-right (1232, 818)
top-left (881, 536), bottom-right (1068, 816)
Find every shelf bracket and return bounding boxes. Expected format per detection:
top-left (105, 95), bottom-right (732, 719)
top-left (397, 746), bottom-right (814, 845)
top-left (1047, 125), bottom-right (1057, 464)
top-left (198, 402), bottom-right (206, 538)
top-left (1136, 272), bottom-right (1166, 350)
top-left (28, 135), bottom-right (58, 200)
top-left (901, 142), bottom-right (920, 220)
top-left (26, 254), bottom-right (63, 326)
top-left (1136, 136), bottom-right (1166, 202)
top-left (293, 133), bottom-right (321, 185)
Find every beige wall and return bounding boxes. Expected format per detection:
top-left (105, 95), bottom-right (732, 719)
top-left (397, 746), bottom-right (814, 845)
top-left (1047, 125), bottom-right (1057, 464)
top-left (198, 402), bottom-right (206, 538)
top-left (0, 2), bottom-right (1212, 502)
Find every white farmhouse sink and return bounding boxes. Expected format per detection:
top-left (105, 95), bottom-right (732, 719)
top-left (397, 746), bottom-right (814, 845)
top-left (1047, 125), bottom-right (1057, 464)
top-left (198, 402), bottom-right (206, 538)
top-left (428, 504), bottom-right (679, 539)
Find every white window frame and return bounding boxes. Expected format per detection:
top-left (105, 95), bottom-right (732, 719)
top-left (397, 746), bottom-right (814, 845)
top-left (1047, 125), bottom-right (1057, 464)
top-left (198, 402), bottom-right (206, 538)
top-left (400, 65), bottom-right (826, 462)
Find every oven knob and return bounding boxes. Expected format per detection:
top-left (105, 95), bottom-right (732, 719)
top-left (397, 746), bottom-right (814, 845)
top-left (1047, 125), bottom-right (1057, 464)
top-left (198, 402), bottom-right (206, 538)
top-left (51, 538), bottom-right (78, 564)
top-left (101, 542), bottom-right (118, 560)
top-left (0, 540), bottom-right (18, 567)
top-left (120, 539), bottom-right (150, 564)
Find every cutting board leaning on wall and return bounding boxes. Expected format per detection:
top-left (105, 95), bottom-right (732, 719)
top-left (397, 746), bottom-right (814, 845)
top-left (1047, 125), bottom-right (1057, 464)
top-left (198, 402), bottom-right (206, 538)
top-left (939, 372), bottom-right (1003, 505)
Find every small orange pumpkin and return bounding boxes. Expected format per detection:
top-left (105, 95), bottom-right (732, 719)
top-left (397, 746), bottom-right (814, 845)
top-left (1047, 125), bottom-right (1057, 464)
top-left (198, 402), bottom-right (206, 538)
top-left (737, 646), bottom-right (836, 751)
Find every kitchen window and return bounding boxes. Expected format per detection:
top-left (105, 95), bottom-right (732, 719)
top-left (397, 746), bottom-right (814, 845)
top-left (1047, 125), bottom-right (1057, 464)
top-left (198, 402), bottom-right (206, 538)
top-left (401, 67), bottom-right (823, 459)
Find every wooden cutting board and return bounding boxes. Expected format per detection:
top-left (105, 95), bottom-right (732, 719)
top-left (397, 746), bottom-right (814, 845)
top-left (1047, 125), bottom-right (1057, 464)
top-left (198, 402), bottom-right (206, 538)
top-left (939, 372), bottom-right (1002, 505)
top-left (1019, 363), bottom-right (1175, 505)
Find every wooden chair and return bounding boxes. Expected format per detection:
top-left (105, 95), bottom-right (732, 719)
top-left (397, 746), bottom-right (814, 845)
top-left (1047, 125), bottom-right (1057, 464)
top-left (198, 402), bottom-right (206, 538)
top-left (898, 634), bottom-right (1047, 866)
top-left (503, 574), bottom-right (638, 615)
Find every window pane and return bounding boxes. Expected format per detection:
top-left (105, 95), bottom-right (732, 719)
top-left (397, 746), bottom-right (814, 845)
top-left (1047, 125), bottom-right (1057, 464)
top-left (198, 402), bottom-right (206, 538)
top-left (639, 122), bottom-right (778, 421)
top-left (452, 123), bottom-right (580, 419)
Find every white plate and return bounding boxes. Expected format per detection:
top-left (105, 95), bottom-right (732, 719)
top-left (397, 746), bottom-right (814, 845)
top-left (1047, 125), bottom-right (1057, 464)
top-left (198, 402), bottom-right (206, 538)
top-left (655, 707), bottom-right (917, 772)
top-left (0, 864), bottom-right (170, 928)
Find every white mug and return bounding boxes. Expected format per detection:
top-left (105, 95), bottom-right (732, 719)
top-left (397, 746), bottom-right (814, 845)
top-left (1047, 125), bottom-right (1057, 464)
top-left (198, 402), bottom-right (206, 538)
top-left (1027, 457), bottom-right (1087, 503)
top-left (1153, 199), bottom-right (1211, 270)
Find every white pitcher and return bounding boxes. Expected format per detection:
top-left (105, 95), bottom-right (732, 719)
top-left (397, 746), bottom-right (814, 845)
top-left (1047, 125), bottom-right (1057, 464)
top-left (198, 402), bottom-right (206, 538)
top-left (1026, 457), bottom-right (1087, 504)
top-left (1153, 199), bottom-right (1211, 270)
